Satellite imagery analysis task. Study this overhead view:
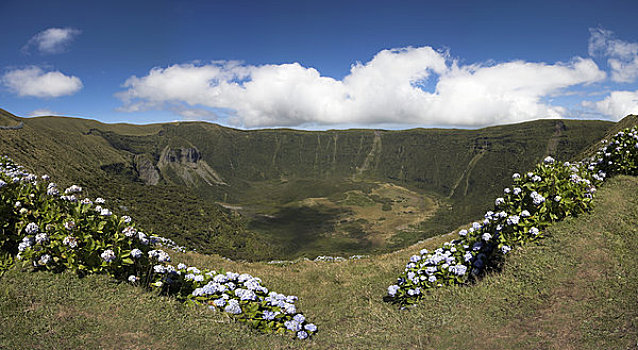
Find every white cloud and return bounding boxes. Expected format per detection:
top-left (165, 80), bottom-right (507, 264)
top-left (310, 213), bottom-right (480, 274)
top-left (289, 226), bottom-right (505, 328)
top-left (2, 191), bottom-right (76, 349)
top-left (23, 27), bottom-right (81, 54)
top-left (172, 107), bottom-right (218, 120)
top-left (2, 66), bottom-right (83, 98)
top-left (588, 27), bottom-right (638, 83)
top-left (583, 90), bottom-right (638, 119)
top-left (117, 46), bottom-right (606, 128)
top-left (28, 108), bottom-right (57, 117)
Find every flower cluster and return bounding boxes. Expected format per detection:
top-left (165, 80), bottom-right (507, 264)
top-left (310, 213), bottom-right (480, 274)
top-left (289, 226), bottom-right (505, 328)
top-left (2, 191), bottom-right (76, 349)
top-left (594, 129), bottom-right (638, 177)
top-left (386, 126), bottom-right (638, 306)
top-left (175, 266), bottom-right (316, 338)
top-left (0, 157), bottom-right (315, 339)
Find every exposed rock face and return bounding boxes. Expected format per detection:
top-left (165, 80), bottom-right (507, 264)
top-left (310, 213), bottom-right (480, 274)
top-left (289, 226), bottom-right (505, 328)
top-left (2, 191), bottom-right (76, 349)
top-left (157, 146), bottom-right (226, 186)
top-left (163, 147), bottom-right (201, 163)
top-left (134, 154), bottom-right (160, 185)
top-left (0, 122), bottom-right (23, 130)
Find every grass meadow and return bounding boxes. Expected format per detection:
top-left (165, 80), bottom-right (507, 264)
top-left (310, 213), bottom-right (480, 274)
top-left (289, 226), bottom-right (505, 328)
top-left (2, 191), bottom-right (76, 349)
top-left (2, 175), bottom-right (637, 349)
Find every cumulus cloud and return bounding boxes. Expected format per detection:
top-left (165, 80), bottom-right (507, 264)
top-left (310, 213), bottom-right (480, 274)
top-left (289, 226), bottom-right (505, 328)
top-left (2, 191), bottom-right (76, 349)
top-left (589, 28), bottom-right (638, 83)
top-left (23, 27), bottom-right (81, 54)
top-left (583, 90), bottom-right (638, 119)
top-left (28, 109), bottom-right (57, 117)
top-left (172, 106), bottom-right (219, 120)
top-left (2, 66), bottom-right (83, 98)
top-left (117, 46), bottom-right (606, 128)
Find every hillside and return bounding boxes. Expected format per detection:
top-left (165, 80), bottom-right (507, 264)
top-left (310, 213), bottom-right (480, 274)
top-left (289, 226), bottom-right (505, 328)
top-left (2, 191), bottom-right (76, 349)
top-left (0, 108), bottom-right (614, 260)
top-left (577, 114), bottom-right (638, 159)
top-left (1, 175), bottom-right (636, 349)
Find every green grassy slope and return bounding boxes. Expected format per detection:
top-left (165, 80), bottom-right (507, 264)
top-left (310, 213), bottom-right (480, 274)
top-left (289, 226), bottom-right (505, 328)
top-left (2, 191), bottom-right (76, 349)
top-left (578, 114), bottom-right (638, 160)
top-left (2, 175), bottom-right (636, 349)
top-left (0, 111), bottom-right (272, 260)
top-left (0, 108), bottom-right (614, 260)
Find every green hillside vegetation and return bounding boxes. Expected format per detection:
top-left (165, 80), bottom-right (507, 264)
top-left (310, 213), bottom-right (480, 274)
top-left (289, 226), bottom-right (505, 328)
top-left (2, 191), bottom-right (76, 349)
top-left (2, 175), bottom-right (636, 349)
top-left (577, 114), bottom-right (638, 159)
top-left (0, 108), bottom-right (614, 260)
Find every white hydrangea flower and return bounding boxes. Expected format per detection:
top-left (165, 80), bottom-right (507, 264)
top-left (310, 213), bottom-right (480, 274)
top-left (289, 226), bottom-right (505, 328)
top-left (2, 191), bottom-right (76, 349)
top-left (506, 215), bottom-right (520, 226)
top-left (35, 232), bottom-right (48, 244)
top-left (530, 191), bottom-right (545, 205)
top-left (130, 248), bottom-right (142, 259)
top-left (100, 249), bottom-right (116, 263)
top-left (122, 226), bottom-right (135, 237)
top-left (450, 264), bottom-right (467, 276)
top-left (64, 185), bottom-right (82, 194)
top-left (63, 236), bottom-right (78, 248)
top-left (25, 222), bottom-right (39, 234)
top-left (64, 221), bottom-right (76, 231)
top-left (464, 252), bottom-right (473, 262)
top-left (38, 254), bottom-right (51, 266)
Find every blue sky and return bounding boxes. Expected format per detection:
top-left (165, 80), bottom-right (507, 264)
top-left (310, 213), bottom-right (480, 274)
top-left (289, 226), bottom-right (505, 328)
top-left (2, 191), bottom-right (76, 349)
top-left (1, 0), bottom-right (638, 129)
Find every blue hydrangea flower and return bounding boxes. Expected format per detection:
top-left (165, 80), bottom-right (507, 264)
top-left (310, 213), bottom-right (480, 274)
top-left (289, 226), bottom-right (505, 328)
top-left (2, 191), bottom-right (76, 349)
top-left (387, 285), bottom-right (400, 296)
top-left (296, 331), bottom-right (308, 340)
top-left (224, 299), bottom-right (242, 314)
top-left (262, 310), bottom-right (277, 320)
top-left (293, 314), bottom-right (305, 323)
top-left (285, 320), bottom-right (302, 332)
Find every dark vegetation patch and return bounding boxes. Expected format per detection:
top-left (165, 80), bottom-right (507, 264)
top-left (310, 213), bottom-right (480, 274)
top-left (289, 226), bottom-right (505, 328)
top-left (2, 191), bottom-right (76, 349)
top-left (0, 108), bottom-right (616, 260)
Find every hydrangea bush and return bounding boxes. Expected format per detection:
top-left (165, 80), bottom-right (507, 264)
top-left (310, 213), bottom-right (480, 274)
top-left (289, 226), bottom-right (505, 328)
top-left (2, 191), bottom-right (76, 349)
top-left (386, 126), bottom-right (638, 306)
top-left (0, 159), bottom-right (316, 339)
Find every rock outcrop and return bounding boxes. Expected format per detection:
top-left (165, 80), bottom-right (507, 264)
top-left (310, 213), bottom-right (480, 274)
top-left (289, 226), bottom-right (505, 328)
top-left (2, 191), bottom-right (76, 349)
top-left (134, 154), bottom-right (161, 185)
top-left (157, 146), bottom-right (226, 186)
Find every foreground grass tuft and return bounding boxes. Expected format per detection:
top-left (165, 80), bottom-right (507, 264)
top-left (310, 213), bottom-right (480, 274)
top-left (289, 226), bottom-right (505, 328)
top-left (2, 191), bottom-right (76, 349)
top-left (2, 176), bottom-right (637, 349)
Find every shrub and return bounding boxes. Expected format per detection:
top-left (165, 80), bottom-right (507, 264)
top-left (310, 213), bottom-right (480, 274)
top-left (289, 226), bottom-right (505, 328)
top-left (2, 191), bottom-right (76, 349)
top-left (386, 126), bottom-right (638, 306)
top-left (0, 158), bottom-right (316, 339)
